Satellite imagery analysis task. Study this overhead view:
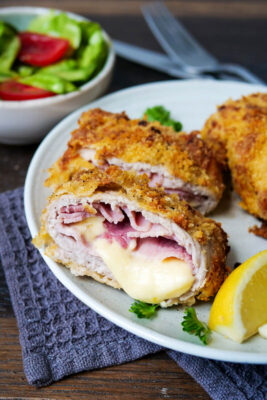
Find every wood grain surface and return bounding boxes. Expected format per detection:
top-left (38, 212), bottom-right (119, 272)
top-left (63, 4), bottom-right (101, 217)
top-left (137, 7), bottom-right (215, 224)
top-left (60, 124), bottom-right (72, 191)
top-left (0, 0), bottom-right (266, 398)
top-left (0, 0), bottom-right (267, 18)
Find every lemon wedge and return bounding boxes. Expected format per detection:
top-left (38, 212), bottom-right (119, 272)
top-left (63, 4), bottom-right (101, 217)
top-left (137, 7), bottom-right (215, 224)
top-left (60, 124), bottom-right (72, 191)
top-left (209, 250), bottom-right (267, 343)
top-left (258, 324), bottom-right (267, 339)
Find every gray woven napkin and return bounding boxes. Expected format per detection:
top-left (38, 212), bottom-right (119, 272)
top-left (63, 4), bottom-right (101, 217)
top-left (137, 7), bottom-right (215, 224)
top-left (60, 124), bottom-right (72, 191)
top-left (0, 188), bottom-right (266, 400)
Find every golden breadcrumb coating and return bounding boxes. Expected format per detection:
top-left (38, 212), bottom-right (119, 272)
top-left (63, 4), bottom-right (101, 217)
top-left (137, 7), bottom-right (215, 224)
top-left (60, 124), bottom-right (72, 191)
top-left (46, 108), bottom-right (224, 202)
top-left (201, 92), bottom-right (267, 225)
top-left (249, 222), bottom-right (267, 239)
top-left (36, 166), bottom-right (229, 302)
top-left (45, 155), bottom-right (94, 188)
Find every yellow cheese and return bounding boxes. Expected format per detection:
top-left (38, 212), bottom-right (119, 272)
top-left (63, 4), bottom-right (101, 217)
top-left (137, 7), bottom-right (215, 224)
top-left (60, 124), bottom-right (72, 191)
top-left (74, 216), bottom-right (105, 242)
top-left (94, 238), bottom-right (194, 303)
top-left (73, 216), bottom-right (194, 303)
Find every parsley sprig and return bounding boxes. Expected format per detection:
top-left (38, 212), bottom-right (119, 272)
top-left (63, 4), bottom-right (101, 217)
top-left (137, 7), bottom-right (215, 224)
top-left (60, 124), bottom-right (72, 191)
top-left (129, 300), bottom-right (159, 319)
top-left (181, 307), bottom-right (211, 345)
top-left (144, 105), bottom-right (182, 132)
top-left (129, 302), bottom-right (212, 345)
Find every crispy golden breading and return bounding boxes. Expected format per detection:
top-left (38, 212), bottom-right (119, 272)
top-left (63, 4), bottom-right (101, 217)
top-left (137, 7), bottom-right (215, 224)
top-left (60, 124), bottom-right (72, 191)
top-left (36, 166), bottom-right (229, 301)
top-left (249, 222), bottom-right (267, 239)
top-left (46, 154), bottom-right (94, 188)
top-left (202, 92), bottom-right (267, 225)
top-left (46, 108), bottom-right (224, 201)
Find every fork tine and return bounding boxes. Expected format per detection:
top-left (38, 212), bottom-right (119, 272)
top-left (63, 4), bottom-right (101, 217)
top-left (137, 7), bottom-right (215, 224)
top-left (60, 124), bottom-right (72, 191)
top-left (142, 2), bottom-right (264, 83)
top-left (152, 4), bottom-right (196, 60)
top-left (155, 3), bottom-right (202, 55)
top-left (142, 2), bottom-right (186, 65)
top-left (142, 3), bottom-right (198, 65)
top-left (142, 2), bottom-right (217, 68)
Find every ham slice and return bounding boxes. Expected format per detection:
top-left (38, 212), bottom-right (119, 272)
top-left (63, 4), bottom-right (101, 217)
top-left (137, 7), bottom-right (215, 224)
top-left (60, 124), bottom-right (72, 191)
top-left (44, 195), bottom-right (210, 305)
top-left (102, 220), bottom-right (135, 249)
top-left (36, 166), bottom-right (228, 307)
top-left (79, 149), bottom-right (216, 214)
top-left (46, 110), bottom-right (225, 216)
top-left (94, 203), bottom-right (124, 224)
top-left (122, 208), bottom-right (152, 232)
top-left (60, 204), bottom-right (90, 224)
top-left (135, 237), bottom-right (193, 266)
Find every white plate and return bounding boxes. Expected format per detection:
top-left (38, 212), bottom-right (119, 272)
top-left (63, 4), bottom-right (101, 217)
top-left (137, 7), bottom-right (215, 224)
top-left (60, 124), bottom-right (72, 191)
top-left (25, 79), bottom-right (267, 364)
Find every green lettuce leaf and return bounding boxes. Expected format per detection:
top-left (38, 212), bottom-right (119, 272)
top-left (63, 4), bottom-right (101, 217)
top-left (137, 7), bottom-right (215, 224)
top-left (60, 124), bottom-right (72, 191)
top-left (16, 64), bottom-right (36, 77)
top-left (19, 13), bottom-right (109, 90)
top-left (38, 59), bottom-right (95, 82)
top-left (79, 21), bottom-right (102, 43)
top-left (0, 69), bottom-right (17, 82)
top-left (19, 72), bottom-right (76, 94)
top-left (0, 21), bottom-right (20, 71)
top-left (78, 30), bottom-right (108, 76)
top-left (28, 11), bottom-right (82, 49)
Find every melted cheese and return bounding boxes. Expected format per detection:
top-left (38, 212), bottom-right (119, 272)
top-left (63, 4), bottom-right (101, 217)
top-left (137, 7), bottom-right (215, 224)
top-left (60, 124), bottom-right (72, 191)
top-left (74, 216), bottom-right (105, 242)
top-left (73, 216), bottom-right (194, 303)
top-left (94, 238), bottom-right (194, 303)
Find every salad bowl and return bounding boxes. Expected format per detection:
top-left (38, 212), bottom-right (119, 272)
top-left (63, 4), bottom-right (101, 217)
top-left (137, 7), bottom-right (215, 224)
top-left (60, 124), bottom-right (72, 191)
top-left (0, 7), bottom-right (115, 145)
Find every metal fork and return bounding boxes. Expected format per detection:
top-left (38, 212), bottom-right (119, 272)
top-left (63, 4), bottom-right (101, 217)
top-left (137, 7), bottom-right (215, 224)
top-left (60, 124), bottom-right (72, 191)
top-left (142, 2), bottom-right (265, 85)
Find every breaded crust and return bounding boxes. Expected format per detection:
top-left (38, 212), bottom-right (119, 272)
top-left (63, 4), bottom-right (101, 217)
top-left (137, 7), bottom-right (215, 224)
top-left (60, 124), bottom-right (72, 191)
top-left (249, 222), bottom-right (267, 239)
top-left (201, 92), bottom-right (267, 223)
top-left (36, 166), bottom-right (229, 302)
top-left (45, 243), bottom-right (121, 288)
top-left (46, 108), bottom-right (224, 201)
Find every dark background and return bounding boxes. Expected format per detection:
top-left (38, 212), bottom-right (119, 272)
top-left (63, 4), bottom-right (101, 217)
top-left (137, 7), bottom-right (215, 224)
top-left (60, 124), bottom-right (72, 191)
top-left (0, 0), bottom-right (266, 398)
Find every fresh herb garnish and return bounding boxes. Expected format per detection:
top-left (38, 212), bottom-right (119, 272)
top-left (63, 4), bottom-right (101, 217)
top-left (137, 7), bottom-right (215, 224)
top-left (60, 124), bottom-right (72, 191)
top-left (129, 300), bottom-right (159, 319)
top-left (181, 307), bottom-right (211, 345)
top-left (144, 105), bottom-right (182, 132)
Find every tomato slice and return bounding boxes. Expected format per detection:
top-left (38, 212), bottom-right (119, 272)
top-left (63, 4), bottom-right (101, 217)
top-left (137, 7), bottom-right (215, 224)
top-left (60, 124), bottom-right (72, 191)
top-left (0, 80), bottom-right (56, 101)
top-left (18, 32), bottom-right (70, 67)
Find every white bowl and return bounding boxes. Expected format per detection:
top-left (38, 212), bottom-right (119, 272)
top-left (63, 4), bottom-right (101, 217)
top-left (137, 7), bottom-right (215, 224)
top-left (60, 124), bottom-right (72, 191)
top-left (0, 7), bottom-right (115, 145)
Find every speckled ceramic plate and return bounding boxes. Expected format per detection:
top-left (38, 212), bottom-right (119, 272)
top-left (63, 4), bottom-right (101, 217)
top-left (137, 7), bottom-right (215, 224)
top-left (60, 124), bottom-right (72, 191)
top-left (25, 79), bottom-right (267, 363)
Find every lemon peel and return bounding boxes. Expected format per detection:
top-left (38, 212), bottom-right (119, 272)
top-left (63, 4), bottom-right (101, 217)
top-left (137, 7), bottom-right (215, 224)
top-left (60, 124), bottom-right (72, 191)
top-left (209, 250), bottom-right (267, 343)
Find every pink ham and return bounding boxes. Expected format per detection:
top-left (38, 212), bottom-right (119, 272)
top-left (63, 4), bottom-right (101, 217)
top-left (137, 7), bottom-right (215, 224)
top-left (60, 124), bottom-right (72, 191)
top-left (44, 193), bottom-right (219, 306)
top-left (149, 173), bottom-right (208, 202)
top-left (165, 188), bottom-right (206, 203)
top-left (127, 223), bottom-right (170, 239)
top-left (57, 202), bottom-right (193, 268)
top-left (136, 237), bottom-right (193, 267)
top-left (149, 172), bottom-right (164, 187)
top-left (122, 208), bottom-right (152, 232)
top-left (79, 149), bottom-right (215, 214)
top-left (94, 203), bottom-right (124, 224)
top-left (60, 204), bottom-right (90, 224)
top-left (102, 220), bottom-right (135, 249)
top-left (101, 220), bottom-right (193, 267)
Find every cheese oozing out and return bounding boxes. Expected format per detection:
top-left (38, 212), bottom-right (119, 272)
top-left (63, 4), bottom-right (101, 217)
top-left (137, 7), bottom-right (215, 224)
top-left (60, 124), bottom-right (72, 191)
top-left (74, 215), bottom-right (194, 303)
top-left (94, 238), bottom-right (194, 303)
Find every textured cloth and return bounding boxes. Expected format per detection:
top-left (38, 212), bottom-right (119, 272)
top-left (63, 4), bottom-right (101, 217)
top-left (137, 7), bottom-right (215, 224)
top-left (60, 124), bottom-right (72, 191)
top-left (0, 187), bottom-right (266, 400)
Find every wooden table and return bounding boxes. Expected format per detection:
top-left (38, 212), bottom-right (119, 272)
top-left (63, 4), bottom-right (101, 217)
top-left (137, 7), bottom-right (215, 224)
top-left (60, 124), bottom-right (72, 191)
top-left (0, 1), bottom-right (266, 398)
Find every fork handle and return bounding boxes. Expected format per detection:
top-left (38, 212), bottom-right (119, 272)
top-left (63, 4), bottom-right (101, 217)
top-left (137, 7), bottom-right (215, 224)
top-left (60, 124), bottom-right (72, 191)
top-left (218, 64), bottom-right (265, 85)
top-left (186, 63), bottom-right (265, 85)
top-left (174, 63), bottom-right (265, 85)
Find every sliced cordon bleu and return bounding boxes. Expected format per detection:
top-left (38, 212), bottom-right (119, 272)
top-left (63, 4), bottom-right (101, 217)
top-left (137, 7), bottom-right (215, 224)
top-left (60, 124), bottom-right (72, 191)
top-left (201, 92), bottom-right (267, 238)
top-left (46, 108), bottom-right (225, 215)
top-left (35, 166), bottom-right (229, 307)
